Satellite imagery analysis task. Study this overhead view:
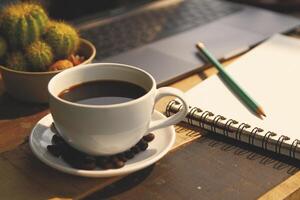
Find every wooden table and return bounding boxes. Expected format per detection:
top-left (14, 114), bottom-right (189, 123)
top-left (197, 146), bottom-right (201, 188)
top-left (1, 59), bottom-right (300, 199)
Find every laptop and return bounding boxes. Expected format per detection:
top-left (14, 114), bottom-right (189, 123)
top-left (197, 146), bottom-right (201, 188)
top-left (47, 0), bottom-right (300, 86)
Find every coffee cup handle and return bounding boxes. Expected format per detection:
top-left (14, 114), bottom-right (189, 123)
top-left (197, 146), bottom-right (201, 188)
top-left (148, 87), bottom-right (189, 133)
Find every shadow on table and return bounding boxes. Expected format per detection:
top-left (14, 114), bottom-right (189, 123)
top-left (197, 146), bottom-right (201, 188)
top-left (84, 165), bottom-right (155, 200)
top-left (0, 92), bottom-right (47, 120)
top-left (197, 131), bottom-right (300, 175)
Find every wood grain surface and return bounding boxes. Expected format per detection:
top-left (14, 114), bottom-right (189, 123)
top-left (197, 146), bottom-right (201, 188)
top-left (84, 131), bottom-right (299, 200)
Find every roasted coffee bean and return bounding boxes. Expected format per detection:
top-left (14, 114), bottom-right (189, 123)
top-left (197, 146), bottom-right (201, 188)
top-left (124, 150), bottom-right (134, 159)
top-left (47, 130), bottom-right (157, 170)
top-left (113, 160), bottom-right (125, 168)
top-left (138, 140), bottom-right (148, 151)
top-left (61, 153), bottom-right (87, 170)
top-left (101, 161), bottom-right (114, 169)
top-left (63, 154), bottom-right (89, 169)
top-left (130, 146), bottom-right (140, 154)
top-left (79, 156), bottom-right (97, 170)
top-left (96, 156), bottom-right (108, 162)
top-left (61, 153), bottom-right (80, 168)
top-left (51, 134), bottom-right (65, 145)
top-left (110, 156), bottom-right (122, 168)
top-left (116, 153), bottom-right (128, 162)
top-left (50, 123), bottom-right (59, 134)
top-left (96, 156), bottom-right (110, 167)
top-left (143, 133), bottom-right (155, 142)
top-left (111, 156), bottom-right (120, 163)
top-left (61, 143), bottom-right (85, 158)
top-left (47, 145), bottom-right (62, 157)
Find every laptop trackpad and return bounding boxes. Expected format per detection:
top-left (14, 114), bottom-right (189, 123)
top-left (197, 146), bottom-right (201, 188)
top-left (149, 22), bottom-right (264, 63)
top-left (103, 47), bottom-right (197, 85)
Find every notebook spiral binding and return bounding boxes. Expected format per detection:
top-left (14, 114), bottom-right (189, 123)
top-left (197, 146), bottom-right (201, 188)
top-left (224, 119), bottom-right (238, 137)
top-left (290, 139), bottom-right (300, 159)
top-left (248, 127), bottom-right (263, 145)
top-left (236, 123), bottom-right (251, 141)
top-left (262, 131), bottom-right (277, 151)
top-left (166, 100), bottom-right (299, 159)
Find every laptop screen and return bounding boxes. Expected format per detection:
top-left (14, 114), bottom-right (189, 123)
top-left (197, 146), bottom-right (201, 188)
top-left (44, 0), bottom-right (155, 21)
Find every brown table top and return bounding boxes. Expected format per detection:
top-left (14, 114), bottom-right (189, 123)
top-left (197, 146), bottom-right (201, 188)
top-left (0, 59), bottom-right (300, 199)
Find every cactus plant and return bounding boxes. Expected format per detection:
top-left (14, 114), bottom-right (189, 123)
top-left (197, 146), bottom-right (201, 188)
top-left (0, 36), bottom-right (7, 58)
top-left (0, 2), bottom-right (49, 48)
top-left (44, 21), bottom-right (79, 58)
top-left (5, 51), bottom-right (28, 71)
top-left (26, 41), bottom-right (53, 71)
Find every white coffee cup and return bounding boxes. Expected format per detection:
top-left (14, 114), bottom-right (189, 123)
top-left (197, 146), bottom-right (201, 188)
top-left (48, 63), bottom-right (189, 155)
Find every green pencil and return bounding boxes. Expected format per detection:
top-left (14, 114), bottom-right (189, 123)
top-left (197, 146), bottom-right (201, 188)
top-left (196, 42), bottom-right (266, 118)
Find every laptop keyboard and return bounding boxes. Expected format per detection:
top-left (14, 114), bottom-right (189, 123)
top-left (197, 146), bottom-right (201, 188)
top-left (79, 0), bottom-right (242, 60)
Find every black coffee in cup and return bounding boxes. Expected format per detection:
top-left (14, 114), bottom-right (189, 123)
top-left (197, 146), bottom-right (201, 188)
top-left (58, 80), bottom-right (147, 105)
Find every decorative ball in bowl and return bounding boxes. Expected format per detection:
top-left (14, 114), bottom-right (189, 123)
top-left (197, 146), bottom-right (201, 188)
top-left (0, 2), bottom-right (96, 103)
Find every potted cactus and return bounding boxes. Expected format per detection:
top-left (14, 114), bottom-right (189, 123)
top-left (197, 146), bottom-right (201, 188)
top-left (0, 2), bottom-right (96, 103)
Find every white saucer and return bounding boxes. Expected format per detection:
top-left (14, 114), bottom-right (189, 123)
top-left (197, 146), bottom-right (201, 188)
top-left (29, 110), bottom-right (176, 178)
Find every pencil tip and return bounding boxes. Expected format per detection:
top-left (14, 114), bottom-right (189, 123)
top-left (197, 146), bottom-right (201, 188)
top-left (257, 107), bottom-right (266, 118)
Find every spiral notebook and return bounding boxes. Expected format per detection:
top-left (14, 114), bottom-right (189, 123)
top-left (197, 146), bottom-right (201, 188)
top-left (166, 34), bottom-right (300, 160)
